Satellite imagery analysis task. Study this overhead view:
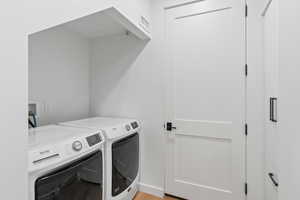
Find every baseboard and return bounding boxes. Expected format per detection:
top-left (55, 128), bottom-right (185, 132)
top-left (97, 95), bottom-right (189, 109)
top-left (139, 182), bottom-right (164, 198)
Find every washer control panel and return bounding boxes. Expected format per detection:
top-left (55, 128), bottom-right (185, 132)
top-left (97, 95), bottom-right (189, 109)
top-left (28, 131), bottom-right (104, 173)
top-left (131, 121), bottom-right (139, 129)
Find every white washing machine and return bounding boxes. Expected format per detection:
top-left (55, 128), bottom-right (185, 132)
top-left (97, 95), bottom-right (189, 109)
top-left (60, 117), bottom-right (141, 200)
top-left (28, 125), bottom-right (105, 200)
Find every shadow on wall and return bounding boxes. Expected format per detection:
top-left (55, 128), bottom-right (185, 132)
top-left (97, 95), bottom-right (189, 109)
top-left (90, 33), bottom-right (149, 118)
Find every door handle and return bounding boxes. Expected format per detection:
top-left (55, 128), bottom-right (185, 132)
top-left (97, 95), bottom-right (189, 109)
top-left (166, 122), bottom-right (176, 131)
top-left (270, 97), bottom-right (278, 122)
top-left (268, 173), bottom-right (279, 187)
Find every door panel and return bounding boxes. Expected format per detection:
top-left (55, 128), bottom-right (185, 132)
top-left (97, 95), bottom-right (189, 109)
top-left (165, 0), bottom-right (245, 199)
top-left (263, 0), bottom-right (279, 199)
top-left (174, 135), bottom-right (232, 190)
top-left (35, 151), bottom-right (103, 200)
top-left (112, 133), bottom-right (139, 196)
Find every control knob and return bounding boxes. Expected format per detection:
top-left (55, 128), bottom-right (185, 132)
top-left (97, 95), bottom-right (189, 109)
top-left (125, 124), bottom-right (131, 131)
top-left (72, 141), bottom-right (83, 151)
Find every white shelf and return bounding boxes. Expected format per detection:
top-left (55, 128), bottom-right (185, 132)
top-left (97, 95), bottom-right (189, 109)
top-left (60, 7), bottom-right (151, 40)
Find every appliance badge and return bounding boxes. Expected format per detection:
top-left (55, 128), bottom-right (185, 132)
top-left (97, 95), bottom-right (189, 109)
top-left (39, 150), bottom-right (50, 155)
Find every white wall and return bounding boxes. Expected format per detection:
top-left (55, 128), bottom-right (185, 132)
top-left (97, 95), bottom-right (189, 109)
top-left (278, 1), bottom-right (300, 200)
top-left (90, 33), bottom-right (165, 195)
top-left (29, 27), bottom-right (91, 126)
top-left (0, 1), bottom-right (27, 200)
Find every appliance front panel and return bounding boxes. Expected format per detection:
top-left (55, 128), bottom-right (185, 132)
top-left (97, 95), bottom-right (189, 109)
top-left (35, 151), bottom-right (103, 200)
top-left (112, 133), bottom-right (139, 196)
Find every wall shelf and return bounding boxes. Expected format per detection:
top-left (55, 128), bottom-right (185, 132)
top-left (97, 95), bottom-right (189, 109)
top-left (33, 7), bottom-right (151, 40)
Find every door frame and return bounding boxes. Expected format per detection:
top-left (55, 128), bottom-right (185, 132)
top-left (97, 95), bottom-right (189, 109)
top-left (162, 0), bottom-right (248, 198)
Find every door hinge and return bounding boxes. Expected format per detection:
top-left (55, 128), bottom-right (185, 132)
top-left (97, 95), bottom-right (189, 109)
top-left (245, 64), bottom-right (248, 76)
top-left (245, 182), bottom-right (248, 195)
top-left (245, 124), bottom-right (248, 136)
top-left (245, 4), bottom-right (248, 17)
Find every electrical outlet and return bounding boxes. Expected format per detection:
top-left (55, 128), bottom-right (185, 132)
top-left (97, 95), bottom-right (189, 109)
top-left (28, 101), bottom-right (44, 118)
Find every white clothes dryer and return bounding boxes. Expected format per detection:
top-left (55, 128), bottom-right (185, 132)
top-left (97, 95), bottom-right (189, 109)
top-left (60, 117), bottom-right (141, 200)
top-left (28, 125), bottom-right (105, 200)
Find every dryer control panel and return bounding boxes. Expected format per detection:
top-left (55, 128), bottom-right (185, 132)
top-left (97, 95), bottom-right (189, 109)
top-left (104, 120), bottom-right (140, 140)
top-left (131, 121), bottom-right (139, 129)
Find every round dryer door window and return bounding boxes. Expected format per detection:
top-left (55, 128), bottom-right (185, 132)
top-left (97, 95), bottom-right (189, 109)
top-left (112, 133), bottom-right (139, 196)
top-left (35, 151), bottom-right (103, 200)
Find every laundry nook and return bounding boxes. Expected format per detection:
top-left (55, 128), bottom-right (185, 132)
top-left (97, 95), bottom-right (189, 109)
top-left (28, 5), bottom-right (148, 200)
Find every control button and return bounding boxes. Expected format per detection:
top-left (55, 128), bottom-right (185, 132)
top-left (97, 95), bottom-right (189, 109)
top-left (131, 121), bottom-right (139, 129)
top-left (72, 141), bottom-right (83, 151)
top-left (125, 124), bottom-right (131, 131)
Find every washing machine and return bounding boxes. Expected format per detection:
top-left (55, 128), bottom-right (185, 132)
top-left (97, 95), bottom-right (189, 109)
top-left (28, 125), bottom-right (105, 200)
top-left (60, 117), bottom-right (140, 200)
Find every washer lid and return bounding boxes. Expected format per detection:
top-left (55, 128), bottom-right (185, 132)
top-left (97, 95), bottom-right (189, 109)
top-left (28, 125), bottom-right (102, 149)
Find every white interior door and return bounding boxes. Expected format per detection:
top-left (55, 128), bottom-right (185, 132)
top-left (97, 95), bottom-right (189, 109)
top-left (164, 0), bottom-right (246, 199)
top-left (263, 0), bottom-right (279, 199)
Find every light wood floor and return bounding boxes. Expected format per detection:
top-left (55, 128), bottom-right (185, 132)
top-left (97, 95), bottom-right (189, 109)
top-left (134, 192), bottom-right (180, 200)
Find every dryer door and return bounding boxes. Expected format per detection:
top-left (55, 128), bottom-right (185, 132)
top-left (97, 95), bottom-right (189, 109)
top-left (35, 151), bottom-right (103, 200)
top-left (112, 133), bottom-right (139, 196)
